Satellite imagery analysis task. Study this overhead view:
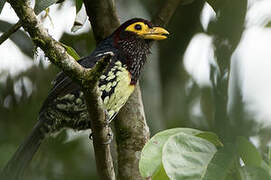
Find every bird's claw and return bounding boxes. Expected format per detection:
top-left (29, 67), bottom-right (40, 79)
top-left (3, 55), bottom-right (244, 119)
top-left (89, 128), bottom-right (113, 144)
top-left (102, 127), bottom-right (114, 145)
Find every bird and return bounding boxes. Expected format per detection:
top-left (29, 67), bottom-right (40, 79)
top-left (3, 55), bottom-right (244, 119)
top-left (1, 18), bottom-right (169, 179)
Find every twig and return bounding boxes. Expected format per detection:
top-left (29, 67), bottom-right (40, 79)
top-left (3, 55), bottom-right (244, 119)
top-left (0, 20), bottom-right (22, 45)
top-left (6, 1), bottom-right (113, 180)
top-left (6, 0), bottom-right (85, 78)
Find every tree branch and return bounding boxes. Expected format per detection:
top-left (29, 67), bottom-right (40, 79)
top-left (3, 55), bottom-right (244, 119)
top-left (83, 0), bottom-right (120, 43)
top-left (115, 85), bottom-right (149, 179)
top-left (7, 0), bottom-right (114, 180)
top-left (7, 0), bottom-right (85, 80)
top-left (83, 0), bottom-right (120, 179)
top-left (81, 54), bottom-right (116, 180)
top-left (83, 1), bottom-right (151, 179)
top-left (114, 0), bottom-right (183, 179)
top-left (152, 0), bottom-right (182, 26)
top-left (0, 20), bottom-right (22, 45)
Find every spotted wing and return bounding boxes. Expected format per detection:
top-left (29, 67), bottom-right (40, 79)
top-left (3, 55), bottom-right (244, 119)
top-left (40, 53), bottom-right (113, 114)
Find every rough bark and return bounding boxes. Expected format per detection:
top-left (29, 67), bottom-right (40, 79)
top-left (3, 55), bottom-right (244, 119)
top-left (115, 0), bottom-right (184, 179)
top-left (83, 0), bottom-right (151, 179)
top-left (115, 85), bottom-right (149, 179)
top-left (83, 0), bottom-right (120, 43)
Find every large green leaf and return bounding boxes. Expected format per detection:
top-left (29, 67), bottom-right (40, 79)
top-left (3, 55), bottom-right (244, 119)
top-left (0, 0), bottom-right (6, 14)
top-left (75, 0), bottom-right (83, 13)
top-left (139, 128), bottom-right (223, 179)
top-left (239, 166), bottom-right (271, 180)
top-left (139, 128), bottom-right (203, 178)
top-left (237, 136), bottom-right (262, 167)
top-left (196, 132), bottom-right (223, 148)
top-left (152, 165), bottom-right (170, 180)
top-left (34, 0), bottom-right (58, 14)
top-left (162, 133), bottom-right (217, 180)
top-left (202, 143), bottom-right (236, 180)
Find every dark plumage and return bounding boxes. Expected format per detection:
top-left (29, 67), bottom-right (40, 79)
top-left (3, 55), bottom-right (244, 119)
top-left (1, 18), bottom-right (169, 179)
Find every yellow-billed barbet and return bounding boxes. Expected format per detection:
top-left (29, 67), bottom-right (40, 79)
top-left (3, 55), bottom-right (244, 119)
top-left (1, 18), bottom-right (169, 179)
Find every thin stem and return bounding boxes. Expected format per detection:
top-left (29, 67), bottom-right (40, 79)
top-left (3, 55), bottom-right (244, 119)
top-left (0, 21), bottom-right (22, 45)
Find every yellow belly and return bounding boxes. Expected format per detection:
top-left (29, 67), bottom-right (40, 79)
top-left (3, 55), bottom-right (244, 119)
top-left (99, 61), bottom-right (135, 120)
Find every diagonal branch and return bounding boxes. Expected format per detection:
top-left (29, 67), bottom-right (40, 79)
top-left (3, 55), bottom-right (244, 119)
top-left (0, 20), bottom-right (22, 45)
top-left (6, 0), bottom-right (114, 180)
top-left (6, 0), bottom-right (85, 80)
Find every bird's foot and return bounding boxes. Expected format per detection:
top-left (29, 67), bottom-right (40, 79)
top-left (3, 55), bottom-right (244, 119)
top-left (88, 128), bottom-right (113, 144)
top-left (102, 127), bottom-right (114, 144)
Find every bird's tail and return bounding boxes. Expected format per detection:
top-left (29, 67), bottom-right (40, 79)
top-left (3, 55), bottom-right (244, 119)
top-left (1, 119), bottom-right (46, 180)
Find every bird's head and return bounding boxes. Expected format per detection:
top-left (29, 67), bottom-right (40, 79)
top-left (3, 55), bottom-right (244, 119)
top-left (107, 18), bottom-right (169, 84)
top-left (113, 18), bottom-right (169, 44)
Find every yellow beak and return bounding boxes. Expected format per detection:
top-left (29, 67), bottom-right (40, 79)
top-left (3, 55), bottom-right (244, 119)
top-left (143, 27), bottom-right (169, 40)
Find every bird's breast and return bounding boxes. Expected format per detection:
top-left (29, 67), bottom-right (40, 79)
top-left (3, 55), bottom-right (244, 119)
top-left (98, 60), bottom-right (135, 120)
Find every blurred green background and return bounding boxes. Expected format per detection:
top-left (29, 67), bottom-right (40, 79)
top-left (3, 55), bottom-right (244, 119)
top-left (1, 0), bottom-right (271, 179)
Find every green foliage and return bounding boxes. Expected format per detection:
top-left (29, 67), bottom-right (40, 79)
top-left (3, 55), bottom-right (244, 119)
top-left (34, 0), bottom-right (59, 14)
top-left (237, 137), bottom-right (262, 167)
top-left (202, 143), bottom-right (236, 180)
top-left (196, 132), bottom-right (223, 148)
top-left (139, 128), bottom-right (200, 178)
top-left (239, 166), bottom-right (271, 180)
top-left (139, 129), bottom-right (271, 180)
top-left (265, 21), bottom-right (271, 28)
top-left (0, 0), bottom-right (6, 14)
top-left (75, 0), bottom-right (83, 13)
top-left (2, 0), bottom-right (271, 179)
top-left (61, 43), bottom-right (81, 60)
top-left (162, 133), bottom-right (217, 180)
top-left (139, 128), bottom-right (223, 179)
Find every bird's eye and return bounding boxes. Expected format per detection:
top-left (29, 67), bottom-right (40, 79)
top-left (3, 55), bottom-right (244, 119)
top-left (134, 24), bottom-right (142, 30)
